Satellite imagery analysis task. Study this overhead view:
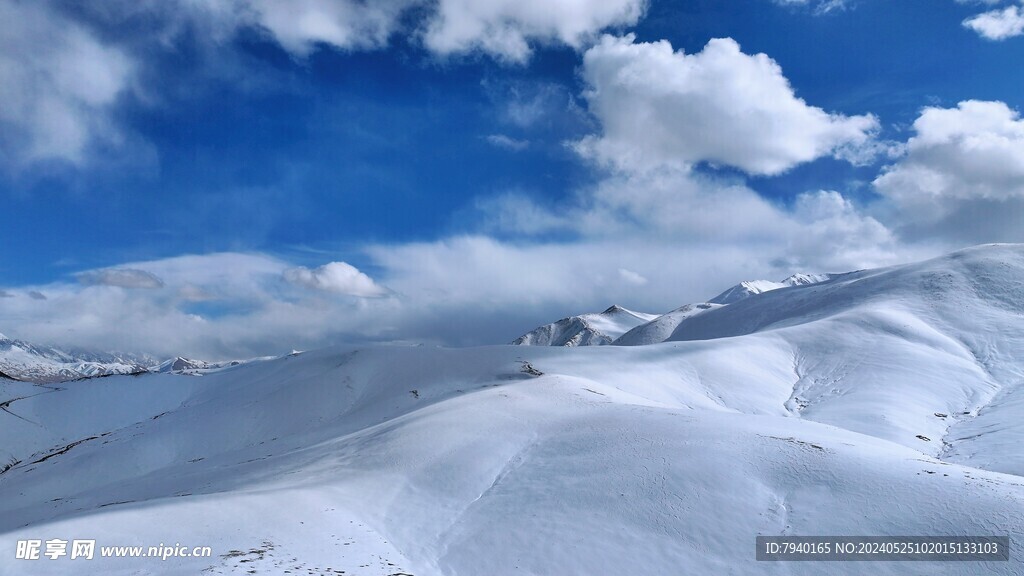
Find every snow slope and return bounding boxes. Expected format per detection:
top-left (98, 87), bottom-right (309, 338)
top-left (614, 272), bottom-right (834, 346)
top-left (613, 302), bottom-right (723, 346)
top-left (512, 304), bottom-right (657, 346)
top-left (2, 244), bottom-right (1024, 575)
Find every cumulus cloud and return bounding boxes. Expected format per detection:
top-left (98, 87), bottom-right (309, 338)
top-left (873, 100), bottom-right (1024, 239)
top-left (574, 35), bottom-right (880, 176)
top-left (76, 268), bottom-right (166, 289)
top-left (284, 262), bottom-right (388, 297)
top-left (963, 3), bottom-right (1024, 40)
top-left (246, 0), bottom-right (419, 56)
top-left (0, 0), bottom-right (134, 168)
top-left (422, 0), bottom-right (646, 62)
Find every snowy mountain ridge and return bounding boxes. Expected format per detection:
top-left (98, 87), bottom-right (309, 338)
top-left (0, 335), bottom-right (154, 383)
top-left (0, 336), bottom-right (251, 383)
top-left (514, 270), bottom-right (837, 347)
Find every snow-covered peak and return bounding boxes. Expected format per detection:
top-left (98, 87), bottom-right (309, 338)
top-left (708, 280), bottom-right (786, 304)
top-left (151, 356), bottom-right (244, 375)
top-left (782, 272), bottom-right (833, 286)
top-left (708, 272), bottom-right (834, 305)
top-left (513, 305), bottom-right (658, 347)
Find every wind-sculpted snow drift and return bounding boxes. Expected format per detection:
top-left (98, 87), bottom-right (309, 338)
top-left (2, 244), bottom-right (1024, 575)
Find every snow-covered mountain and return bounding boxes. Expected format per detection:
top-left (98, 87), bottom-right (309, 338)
top-left (515, 273), bottom-right (836, 348)
top-left (3, 244), bottom-right (1024, 575)
top-left (512, 304), bottom-right (657, 346)
top-left (708, 272), bottom-right (836, 304)
top-left (0, 334), bottom-right (154, 383)
top-left (151, 356), bottom-right (243, 375)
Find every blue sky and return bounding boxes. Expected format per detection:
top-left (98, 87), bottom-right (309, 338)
top-left (2, 0), bottom-right (1024, 357)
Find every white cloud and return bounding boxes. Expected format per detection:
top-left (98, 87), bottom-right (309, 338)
top-left (422, 0), bottom-right (646, 62)
top-left (143, 0), bottom-right (645, 62)
top-left (618, 268), bottom-right (648, 286)
top-left (871, 100), bottom-right (1024, 242)
top-left (284, 262), bottom-right (388, 297)
top-left (874, 100), bottom-right (1024, 213)
top-left (0, 0), bottom-right (135, 168)
top-left (477, 169), bottom-right (902, 272)
top-left (963, 3), bottom-right (1024, 40)
top-left (574, 35), bottom-right (880, 176)
top-left (772, 0), bottom-right (849, 15)
top-left (186, 0), bottom-right (648, 62)
top-left (247, 0), bottom-right (419, 56)
top-left (787, 190), bottom-right (899, 268)
top-left (77, 268), bottom-right (166, 289)
top-left (485, 134), bottom-right (530, 151)
top-left (474, 192), bottom-right (570, 235)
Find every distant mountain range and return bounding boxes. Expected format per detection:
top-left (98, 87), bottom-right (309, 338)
top-left (0, 334), bottom-right (240, 383)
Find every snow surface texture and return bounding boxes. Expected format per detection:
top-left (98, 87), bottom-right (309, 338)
top-left (2, 244), bottom-right (1024, 574)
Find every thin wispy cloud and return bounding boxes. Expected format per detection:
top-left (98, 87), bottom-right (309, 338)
top-left (77, 268), bottom-right (166, 289)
